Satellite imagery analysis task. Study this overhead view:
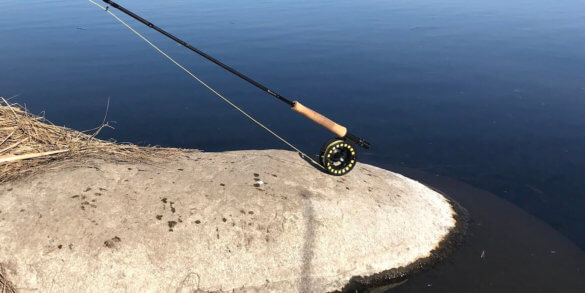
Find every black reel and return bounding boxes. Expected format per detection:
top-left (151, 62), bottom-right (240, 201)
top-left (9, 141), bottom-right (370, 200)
top-left (319, 138), bottom-right (357, 176)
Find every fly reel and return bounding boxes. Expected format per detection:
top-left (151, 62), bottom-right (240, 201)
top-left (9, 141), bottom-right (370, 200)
top-left (319, 138), bottom-right (358, 176)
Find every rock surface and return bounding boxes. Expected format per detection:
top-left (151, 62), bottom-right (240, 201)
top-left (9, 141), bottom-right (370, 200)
top-left (0, 150), bottom-right (458, 292)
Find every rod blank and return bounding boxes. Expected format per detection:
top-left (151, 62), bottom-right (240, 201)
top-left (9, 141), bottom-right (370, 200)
top-left (101, 0), bottom-right (370, 149)
top-left (102, 0), bottom-right (294, 106)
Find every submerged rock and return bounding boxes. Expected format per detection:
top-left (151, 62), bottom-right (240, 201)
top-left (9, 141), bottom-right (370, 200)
top-left (0, 149), bottom-right (460, 292)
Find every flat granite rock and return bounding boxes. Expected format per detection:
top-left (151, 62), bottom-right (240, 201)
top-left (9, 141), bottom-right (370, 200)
top-left (0, 149), bottom-right (459, 292)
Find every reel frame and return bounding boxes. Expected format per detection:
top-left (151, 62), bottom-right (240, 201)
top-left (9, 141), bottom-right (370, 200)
top-left (319, 138), bottom-right (358, 176)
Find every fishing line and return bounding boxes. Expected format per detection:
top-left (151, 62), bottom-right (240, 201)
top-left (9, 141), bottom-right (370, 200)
top-left (88, 0), bottom-right (324, 169)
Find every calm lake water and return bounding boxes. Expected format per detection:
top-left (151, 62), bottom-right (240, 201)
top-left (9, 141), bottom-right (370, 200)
top-left (2, 0), bottom-right (585, 290)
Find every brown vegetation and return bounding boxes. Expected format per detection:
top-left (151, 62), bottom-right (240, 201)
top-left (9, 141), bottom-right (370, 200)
top-left (0, 265), bottom-right (16, 293)
top-left (0, 97), bottom-right (178, 183)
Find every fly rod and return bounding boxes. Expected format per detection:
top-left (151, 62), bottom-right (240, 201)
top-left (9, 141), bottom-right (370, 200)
top-left (98, 0), bottom-right (370, 175)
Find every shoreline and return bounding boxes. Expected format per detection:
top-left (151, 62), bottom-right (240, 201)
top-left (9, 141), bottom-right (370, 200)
top-left (342, 190), bottom-right (468, 291)
top-left (385, 165), bottom-right (585, 292)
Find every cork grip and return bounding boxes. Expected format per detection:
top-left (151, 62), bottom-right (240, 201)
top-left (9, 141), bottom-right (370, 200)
top-left (291, 101), bottom-right (347, 137)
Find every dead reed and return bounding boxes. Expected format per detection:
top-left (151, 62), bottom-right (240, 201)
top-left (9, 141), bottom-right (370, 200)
top-left (0, 264), bottom-right (16, 293)
top-left (0, 97), bottom-right (179, 183)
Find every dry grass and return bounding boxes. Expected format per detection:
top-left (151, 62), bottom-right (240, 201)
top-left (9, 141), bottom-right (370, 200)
top-left (0, 97), bottom-right (180, 183)
top-left (0, 265), bottom-right (16, 293)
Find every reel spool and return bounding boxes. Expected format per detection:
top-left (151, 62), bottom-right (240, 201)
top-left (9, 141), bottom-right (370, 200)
top-left (319, 138), bottom-right (357, 176)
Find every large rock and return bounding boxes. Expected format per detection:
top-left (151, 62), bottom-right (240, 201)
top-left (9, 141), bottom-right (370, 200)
top-left (0, 150), bottom-right (459, 292)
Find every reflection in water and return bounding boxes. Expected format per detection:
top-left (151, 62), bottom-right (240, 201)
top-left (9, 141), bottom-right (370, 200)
top-left (386, 166), bottom-right (585, 293)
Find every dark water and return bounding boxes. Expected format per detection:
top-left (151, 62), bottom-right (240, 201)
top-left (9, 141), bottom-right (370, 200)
top-left (383, 166), bottom-right (585, 292)
top-left (1, 0), bottom-right (585, 287)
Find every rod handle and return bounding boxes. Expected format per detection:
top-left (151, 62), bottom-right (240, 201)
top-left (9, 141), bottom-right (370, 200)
top-left (291, 101), bottom-right (347, 137)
